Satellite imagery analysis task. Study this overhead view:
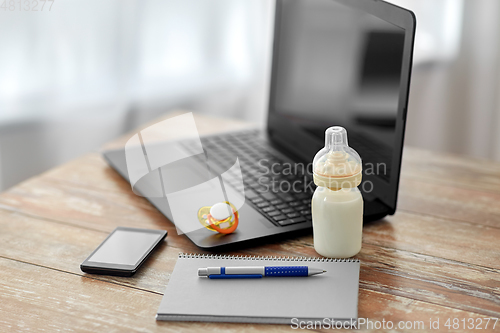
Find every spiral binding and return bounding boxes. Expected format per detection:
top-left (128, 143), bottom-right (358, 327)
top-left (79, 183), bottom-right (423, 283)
top-left (178, 253), bottom-right (359, 263)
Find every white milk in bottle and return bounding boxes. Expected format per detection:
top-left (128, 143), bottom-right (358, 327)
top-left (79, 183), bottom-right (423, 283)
top-left (312, 126), bottom-right (363, 258)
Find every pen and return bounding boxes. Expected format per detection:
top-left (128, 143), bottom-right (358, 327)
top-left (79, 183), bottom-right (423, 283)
top-left (198, 266), bottom-right (326, 279)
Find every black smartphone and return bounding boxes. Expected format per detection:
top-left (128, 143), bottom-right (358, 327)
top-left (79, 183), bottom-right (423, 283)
top-left (80, 227), bottom-right (167, 277)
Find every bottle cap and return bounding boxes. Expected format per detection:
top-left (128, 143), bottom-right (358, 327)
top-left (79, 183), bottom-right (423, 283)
top-left (313, 126), bottom-right (362, 190)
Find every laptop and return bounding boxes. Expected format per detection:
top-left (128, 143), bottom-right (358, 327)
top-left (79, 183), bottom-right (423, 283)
top-left (103, 0), bottom-right (416, 249)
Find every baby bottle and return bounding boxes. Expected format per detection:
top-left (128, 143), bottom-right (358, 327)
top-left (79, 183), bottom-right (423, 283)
top-left (311, 126), bottom-right (363, 258)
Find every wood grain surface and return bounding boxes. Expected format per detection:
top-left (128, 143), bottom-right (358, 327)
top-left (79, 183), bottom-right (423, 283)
top-left (0, 112), bottom-right (499, 332)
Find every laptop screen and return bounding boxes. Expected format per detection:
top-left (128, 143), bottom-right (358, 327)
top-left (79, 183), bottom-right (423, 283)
top-left (268, 0), bottom-right (412, 212)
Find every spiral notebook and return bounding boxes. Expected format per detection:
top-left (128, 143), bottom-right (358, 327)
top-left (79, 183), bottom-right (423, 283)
top-left (156, 253), bottom-right (360, 324)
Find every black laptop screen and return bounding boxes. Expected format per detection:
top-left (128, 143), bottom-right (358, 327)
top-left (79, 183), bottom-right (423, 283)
top-left (268, 0), bottom-right (412, 212)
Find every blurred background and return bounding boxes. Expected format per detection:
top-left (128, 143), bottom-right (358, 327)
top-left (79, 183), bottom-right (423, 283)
top-left (0, 0), bottom-right (499, 191)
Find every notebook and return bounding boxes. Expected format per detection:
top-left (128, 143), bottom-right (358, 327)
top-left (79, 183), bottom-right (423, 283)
top-left (156, 253), bottom-right (360, 325)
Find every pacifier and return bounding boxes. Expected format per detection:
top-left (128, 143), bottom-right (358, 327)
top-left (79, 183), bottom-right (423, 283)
top-left (197, 201), bottom-right (239, 234)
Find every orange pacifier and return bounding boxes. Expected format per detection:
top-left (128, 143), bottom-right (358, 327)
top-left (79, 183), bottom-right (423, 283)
top-left (197, 201), bottom-right (239, 234)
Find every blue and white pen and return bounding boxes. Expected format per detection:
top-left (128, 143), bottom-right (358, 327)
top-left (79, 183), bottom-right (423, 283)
top-left (198, 266), bottom-right (326, 279)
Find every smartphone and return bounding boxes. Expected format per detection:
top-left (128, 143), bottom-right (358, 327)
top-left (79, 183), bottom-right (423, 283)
top-left (80, 227), bottom-right (167, 276)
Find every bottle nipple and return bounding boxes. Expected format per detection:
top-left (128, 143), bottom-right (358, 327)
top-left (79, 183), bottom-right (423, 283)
top-left (313, 127), bottom-right (362, 190)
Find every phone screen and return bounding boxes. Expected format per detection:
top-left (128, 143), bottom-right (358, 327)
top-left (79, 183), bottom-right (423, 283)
top-left (87, 229), bottom-right (163, 265)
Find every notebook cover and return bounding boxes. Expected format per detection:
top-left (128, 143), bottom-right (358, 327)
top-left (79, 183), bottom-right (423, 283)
top-left (156, 253), bottom-right (360, 324)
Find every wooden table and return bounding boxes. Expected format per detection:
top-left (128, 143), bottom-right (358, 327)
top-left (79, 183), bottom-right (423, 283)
top-left (1, 112), bottom-right (499, 332)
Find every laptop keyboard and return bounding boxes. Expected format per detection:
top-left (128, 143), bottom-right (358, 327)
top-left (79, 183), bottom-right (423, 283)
top-left (189, 130), bottom-right (314, 227)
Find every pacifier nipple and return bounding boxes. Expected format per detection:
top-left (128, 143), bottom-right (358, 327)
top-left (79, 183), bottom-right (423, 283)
top-left (197, 201), bottom-right (239, 234)
top-left (210, 203), bottom-right (233, 221)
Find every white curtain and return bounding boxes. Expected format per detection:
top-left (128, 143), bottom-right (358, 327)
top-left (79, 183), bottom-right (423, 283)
top-left (2, 0), bottom-right (500, 191)
top-left (392, 0), bottom-right (500, 160)
top-left (0, 0), bottom-right (272, 120)
top-left (0, 0), bottom-right (273, 190)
